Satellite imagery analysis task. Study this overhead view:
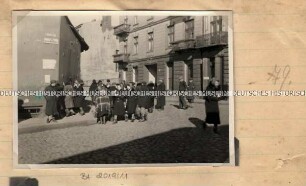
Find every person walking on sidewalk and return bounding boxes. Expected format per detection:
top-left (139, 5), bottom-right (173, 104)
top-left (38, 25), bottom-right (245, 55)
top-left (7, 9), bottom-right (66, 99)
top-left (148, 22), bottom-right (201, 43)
top-left (44, 80), bottom-right (58, 123)
top-left (203, 78), bottom-right (222, 134)
top-left (178, 77), bottom-right (188, 109)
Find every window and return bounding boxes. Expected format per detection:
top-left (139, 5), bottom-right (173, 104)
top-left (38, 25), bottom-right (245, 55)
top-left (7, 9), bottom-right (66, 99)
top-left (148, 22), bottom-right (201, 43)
top-left (203, 16), bottom-right (209, 33)
top-left (115, 63), bottom-right (119, 72)
top-left (134, 16), bottom-right (138, 25)
top-left (133, 66), bottom-right (138, 82)
top-left (167, 25), bottom-right (174, 46)
top-left (124, 16), bottom-right (128, 24)
top-left (133, 36), bottom-right (138, 54)
top-left (185, 19), bottom-right (194, 40)
top-left (148, 32), bottom-right (154, 52)
top-left (123, 40), bottom-right (128, 54)
top-left (211, 16), bottom-right (222, 34)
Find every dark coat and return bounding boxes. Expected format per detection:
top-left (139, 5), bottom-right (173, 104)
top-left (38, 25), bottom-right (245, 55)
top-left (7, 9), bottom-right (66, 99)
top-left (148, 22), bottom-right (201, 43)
top-left (44, 85), bottom-right (58, 116)
top-left (126, 89), bottom-right (138, 114)
top-left (204, 84), bottom-right (221, 124)
top-left (108, 86), bottom-right (117, 108)
top-left (137, 85), bottom-right (150, 109)
top-left (179, 81), bottom-right (187, 91)
top-left (113, 95), bottom-right (125, 116)
top-left (73, 85), bottom-right (85, 108)
top-left (89, 82), bottom-right (98, 92)
top-left (186, 82), bottom-right (195, 100)
top-left (147, 83), bottom-right (155, 108)
top-left (156, 82), bottom-right (166, 108)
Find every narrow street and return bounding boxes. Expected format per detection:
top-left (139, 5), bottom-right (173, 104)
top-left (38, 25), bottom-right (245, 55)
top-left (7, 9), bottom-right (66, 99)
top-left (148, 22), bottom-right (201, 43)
top-left (18, 98), bottom-right (229, 164)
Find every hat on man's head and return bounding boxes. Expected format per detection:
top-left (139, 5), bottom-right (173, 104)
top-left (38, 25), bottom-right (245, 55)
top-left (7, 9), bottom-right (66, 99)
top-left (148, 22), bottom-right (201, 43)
top-left (50, 80), bottom-right (57, 84)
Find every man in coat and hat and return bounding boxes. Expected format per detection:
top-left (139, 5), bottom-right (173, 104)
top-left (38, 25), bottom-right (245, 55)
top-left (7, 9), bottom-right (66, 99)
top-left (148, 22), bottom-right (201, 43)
top-left (45, 80), bottom-right (58, 123)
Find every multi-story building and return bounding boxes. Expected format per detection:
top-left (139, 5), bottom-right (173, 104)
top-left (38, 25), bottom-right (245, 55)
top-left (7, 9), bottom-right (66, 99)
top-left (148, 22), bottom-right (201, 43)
top-left (113, 15), bottom-right (229, 90)
top-left (76, 16), bottom-right (120, 85)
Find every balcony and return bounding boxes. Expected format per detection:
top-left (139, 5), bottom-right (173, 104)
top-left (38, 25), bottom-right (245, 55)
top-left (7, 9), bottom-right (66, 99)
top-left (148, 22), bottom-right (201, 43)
top-left (196, 31), bottom-right (228, 48)
top-left (170, 39), bottom-right (196, 52)
top-left (113, 53), bottom-right (130, 63)
top-left (113, 24), bottom-right (130, 36)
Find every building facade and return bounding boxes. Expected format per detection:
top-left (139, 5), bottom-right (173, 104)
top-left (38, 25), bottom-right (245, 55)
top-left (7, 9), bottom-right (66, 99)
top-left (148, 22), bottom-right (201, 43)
top-left (76, 16), bottom-right (120, 85)
top-left (17, 16), bottom-right (88, 107)
top-left (113, 15), bottom-right (229, 91)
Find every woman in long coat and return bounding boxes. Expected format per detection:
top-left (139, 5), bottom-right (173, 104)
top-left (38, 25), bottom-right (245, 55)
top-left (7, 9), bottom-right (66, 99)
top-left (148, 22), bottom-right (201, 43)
top-left (45, 80), bottom-right (58, 123)
top-left (155, 80), bottom-right (166, 110)
top-left (137, 82), bottom-right (150, 122)
top-left (89, 79), bottom-right (98, 104)
top-left (64, 81), bottom-right (75, 116)
top-left (204, 79), bottom-right (222, 134)
top-left (73, 80), bottom-right (85, 115)
top-left (125, 83), bottom-right (138, 122)
top-left (147, 81), bottom-right (155, 113)
top-left (112, 84), bottom-right (125, 123)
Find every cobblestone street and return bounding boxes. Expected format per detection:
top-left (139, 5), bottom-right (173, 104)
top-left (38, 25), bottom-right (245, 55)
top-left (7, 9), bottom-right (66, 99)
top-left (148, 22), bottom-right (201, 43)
top-left (18, 99), bottom-right (229, 164)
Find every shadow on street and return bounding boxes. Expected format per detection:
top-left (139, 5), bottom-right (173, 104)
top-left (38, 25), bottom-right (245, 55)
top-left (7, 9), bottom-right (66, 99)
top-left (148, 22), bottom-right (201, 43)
top-left (44, 124), bottom-right (229, 164)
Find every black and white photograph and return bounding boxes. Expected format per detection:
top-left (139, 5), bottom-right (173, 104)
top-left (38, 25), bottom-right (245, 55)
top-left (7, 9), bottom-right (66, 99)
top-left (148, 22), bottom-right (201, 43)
top-left (13, 11), bottom-right (234, 166)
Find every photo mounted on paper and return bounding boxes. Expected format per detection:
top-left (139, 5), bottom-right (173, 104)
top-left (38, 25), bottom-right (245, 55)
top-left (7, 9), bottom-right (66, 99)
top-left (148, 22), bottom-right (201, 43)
top-left (12, 11), bottom-right (235, 167)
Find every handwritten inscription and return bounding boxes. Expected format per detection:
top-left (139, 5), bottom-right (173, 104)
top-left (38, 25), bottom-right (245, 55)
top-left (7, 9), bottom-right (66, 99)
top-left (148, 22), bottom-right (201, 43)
top-left (80, 172), bottom-right (128, 180)
top-left (267, 65), bottom-right (291, 90)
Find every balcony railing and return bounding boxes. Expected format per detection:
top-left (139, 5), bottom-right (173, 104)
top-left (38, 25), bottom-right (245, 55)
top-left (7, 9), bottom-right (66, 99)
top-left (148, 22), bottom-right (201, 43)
top-left (196, 31), bottom-right (228, 48)
top-left (113, 24), bottom-right (130, 36)
top-left (170, 39), bottom-right (196, 51)
top-left (113, 53), bottom-right (130, 63)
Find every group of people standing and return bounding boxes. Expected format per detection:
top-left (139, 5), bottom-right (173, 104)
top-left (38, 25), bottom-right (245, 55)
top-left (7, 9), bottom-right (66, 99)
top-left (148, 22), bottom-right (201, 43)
top-left (44, 79), bottom-right (86, 123)
top-left (90, 79), bottom-right (166, 124)
top-left (44, 77), bottom-right (224, 134)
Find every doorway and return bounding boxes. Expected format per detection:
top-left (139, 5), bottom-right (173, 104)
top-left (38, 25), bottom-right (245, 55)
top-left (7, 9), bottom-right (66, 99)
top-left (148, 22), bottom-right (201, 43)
top-left (145, 64), bottom-right (157, 84)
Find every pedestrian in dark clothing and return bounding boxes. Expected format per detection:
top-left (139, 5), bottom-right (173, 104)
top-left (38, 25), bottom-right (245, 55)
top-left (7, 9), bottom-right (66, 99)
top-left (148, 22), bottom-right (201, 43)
top-left (137, 81), bottom-right (150, 122)
top-left (134, 82), bottom-right (142, 118)
top-left (64, 81), bottom-right (75, 117)
top-left (186, 79), bottom-right (195, 108)
top-left (56, 82), bottom-right (66, 118)
top-left (113, 84), bottom-right (125, 124)
top-left (89, 79), bottom-right (98, 104)
top-left (178, 77), bottom-right (188, 109)
top-left (108, 82), bottom-right (117, 121)
top-left (73, 80), bottom-right (85, 115)
top-left (45, 80), bottom-right (58, 123)
top-left (95, 86), bottom-right (110, 124)
top-left (125, 83), bottom-right (137, 122)
top-left (204, 78), bottom-right (222, 134)
top-left (156, 79), bottom-right (166, 110)
top-left (147, 81), bottom-right (155, 113)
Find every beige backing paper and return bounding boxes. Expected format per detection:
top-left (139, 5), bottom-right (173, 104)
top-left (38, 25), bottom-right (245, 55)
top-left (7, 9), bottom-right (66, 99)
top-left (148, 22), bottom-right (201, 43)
top-left (1, 0), bottom-right (306, 185)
